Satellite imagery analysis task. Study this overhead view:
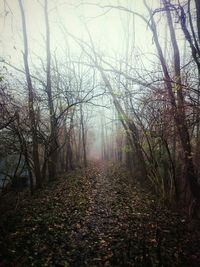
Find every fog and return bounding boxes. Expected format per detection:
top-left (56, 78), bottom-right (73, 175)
top-left (1, 2), bottom-right (200, 264)
top-left (0, 1), bottom-right (139, 159)
top-left (0, 0), bottom-right (186, 160)
top-left (0, 1), bottom-right (153, 59)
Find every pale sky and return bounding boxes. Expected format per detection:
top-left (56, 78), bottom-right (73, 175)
top-left (0, 0), bottom-right (156, 66)
top-left (0, 0), bottom-right (186, 159)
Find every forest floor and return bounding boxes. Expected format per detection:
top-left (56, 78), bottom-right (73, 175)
top-left (0, 161), bottom-right (200, 267)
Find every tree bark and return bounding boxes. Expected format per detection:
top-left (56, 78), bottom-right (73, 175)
top-left (18, 0), bottom-right (42, 188)
top-left (80, 104), bottom-right (87, 167)
top-left (99, 69), bottom-right (147, 179)
top-left (44, 0), bottom-right (58, 180)
top-left (164, 0), bottom-right (200, 200)
top-left (65, 115), bottom-right (74, 171)
top-left (195, 0), bottom-right (200, 43)
top-left (144, 0), bottom-right (200, 200)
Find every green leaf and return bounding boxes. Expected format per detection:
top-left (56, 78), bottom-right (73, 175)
top-left (121, 144), bottom-right (133, 153)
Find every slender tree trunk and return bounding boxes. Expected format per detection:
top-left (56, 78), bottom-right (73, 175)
top-left (80, 104), bottom-right (87, 167)
top-left (164, 0), bottom-right (200, 200)
top-left (101, 115), bottom-right (106, 160)
top-left (18, 0), bottom-right (42, 188)
top-left (44, 0), bottom-right (58, 180)
top-left (195, 0), bottom-right (200, 43)
top-left (15, 111), bottom-right (34, 194)
top-left (99, 68), bottom-right (147, 179)
top-left (144, 0), bottom-right (200, 200)
top-left (65, 115), bottom-right (74, 171)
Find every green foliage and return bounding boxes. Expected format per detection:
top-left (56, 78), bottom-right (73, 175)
top-left (121, 144), bottom-right (133, 153)
top-left (113, 89), bottom-right (123, 97)
top-left (172, 76), bottom-right (181, 93)
top-left (118, 113), bottom-right (129, 121)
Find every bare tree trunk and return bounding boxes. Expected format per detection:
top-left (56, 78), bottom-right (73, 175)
top-left (18, 0), bottom-right (42, 188)
top-left (44, 0), bottom-right (58, 180)
top-left (65, 115), bottom-right (74, 171)
top-left (144, 0), bottom-right (200, 200)
top-left (179, 2), bottom-right (200, 73)
top-left (164, 0), bottom-right (200, 200)
top-left (80, 104), bottom-right (87, 167)
top-left (15, 112), bottom-right (34, 195)
top-left (195, 0), bottom-right (200, 43)
top-left (100, 69), bottom-right (147, 179)
top-left (101, 115), bottom-right (106, 160)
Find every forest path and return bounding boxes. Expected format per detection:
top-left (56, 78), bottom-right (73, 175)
top-left (0, 161), bottom-right (200, 267)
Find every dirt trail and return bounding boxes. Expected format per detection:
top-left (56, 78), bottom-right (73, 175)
top-left (0, 161), bottom-right (200, 267)
top-left (70, 161), bottom-right (120, 266)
